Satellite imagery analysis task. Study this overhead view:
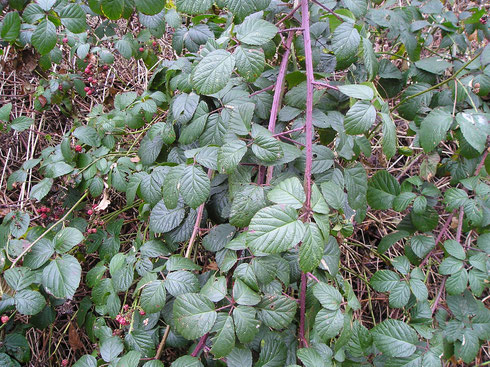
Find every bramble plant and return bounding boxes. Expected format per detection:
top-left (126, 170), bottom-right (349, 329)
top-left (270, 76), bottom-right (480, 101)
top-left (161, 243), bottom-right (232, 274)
top-left (0, 0), bottom-right (489, 366)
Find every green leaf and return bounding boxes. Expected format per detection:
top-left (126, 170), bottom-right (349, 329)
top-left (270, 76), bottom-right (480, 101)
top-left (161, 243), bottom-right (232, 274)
top-left (397, 83), bottom-right (432, 120)
top-left (367, 170), bottom-right (401, 210)
top-left (191, 50), bottom-right (235, 95)
top-left (247, 205), bottom-right (305, 254)
top-left (73, 355), bottom-right (97, 367)
top-left (175, 0), bottom-right (212, 14)
top-left (24, 238), bottom-right (54, 269)
top-left (228, 102), bottom-right (254, 135)
top-left (446, 269), bottom-right (468, 295)
top-left (419, 108), bottom-right (453, 153)
top-left (236, 17), bottom-right (278, 46)
top-left (381, 113), bottom-right (397, 159)
top-left (171, 356), bottom-right (203, 367)
top-left (201, 275), bottom-right (227, 302)
top-left (438, 256), bottom-right (464, 275)
top-left (10, 116), bottom-right (34, 131)
top-left (210, 315), bottom-right (235, 358)
top-left (252, 127), bottom-right (283, 163)
top-left (4, 267), bottom-right (35, 291)
top-left (179, 165), bottom-right (210, 209)
top-left (313, 282), bottom-right (342, 310)
top-left (138, 134), bottom-right (163, 165)
top-left (100, 336), bottom-right (123, 362)
top-left (0, 103), bottom-right (12, 121)
top-left (225, 0), bottom-right (268, 18)
top-left (331, 22), bottom-right (360, 69)
top-left (101, 0), bottom-right (124, 19)
top-left (173, 293), bottom-right (217, 340)
top-left (410, 234), bottom-right (435, 258)
top-left (73, 126), bottom-right (101, 147)
top-left (338, 84), bottom-right (374, 100)
top-left (297, 348), bottom-right (327, 367)
top-left (343, 0), bottom-right (367, 17)
top-left (227, 347), bottom-right (253, 367)
top-left (165, 270), bottom-right (200, 296)
top-left (344, 101), bottom-right (376, 135)
top-left (233, 279), bottom-right (261, 306)
top-left (234, 46), bottom-right (265, 82)
top-left (54, 227), bottom-right (84, 253)
top-left (230, 184), bottom-right (267, 227)
top-left (14, 290), bottom-right (46, 315)
top-left (267, 177), bottom-right (306, 209)
top-left (389, 281), bottom-right (410, 308)
top-left (415, 57), bottom-right (452, 74)
top-left (443, 239), bottom-right (466, 260)
top-left (409, 278), bottom-right (428, 301)
top-left (149, 200), bottom-right (185, 233)
top-left (299, 223), bottom-right (325, 273)
top-left (162, 165), bottom-right (184, 210)
top-left (370, 270), bottom-right (400, 292)
top-left (315, 308), bottom-right (344, 341)
top-left (455, 328), bottom-right (480, 363)
top-left (140, 280), bottom-right (166, 314)
top-left (166, 255), bottom-right (202, 271)
top-left (257, 294), bottom-right (298, 329)
top-left (232, 306), bottom-right (260, 343)
top-left (59, 4), bottom-right (86, 33)
top-left (361, 36), bottom-right (379, 81)
top-left (372, 319), bottom-right (418, 357)
top-left (116, 351), bottom-right (141, 367)
top-left (202, 224), bottom-right (236, 252)
top-left (135, 0), bottom-right (165, 15)
top-left (320, 181), bottom-right (345, 211)
top-left (30, 178), bottom-right (53, 202)
top-left (1, 12), bottom-right (21, 42)
top-left (456, 112), bottom-right (488, 153)
top-left (31, 19), bottom-right (57, 55)
top-left (42, 254), bottom-right (81, 299)
top-left (218, 140), bottom-right (247, 174)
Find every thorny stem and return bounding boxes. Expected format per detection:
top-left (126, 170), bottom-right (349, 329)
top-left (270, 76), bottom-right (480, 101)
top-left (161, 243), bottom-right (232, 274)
top-left (10, 191), bottom-right (88, 267)
top-left (191, 333), bottom-right (209, 357)
top-left (311, 0), bottom-right (343, 20)
top-left (275, 3), bottom-right (302, 26)
top-left (265, 31), bottom-right (295, 185)
top-left (299, 0), bottom-right (314, 349)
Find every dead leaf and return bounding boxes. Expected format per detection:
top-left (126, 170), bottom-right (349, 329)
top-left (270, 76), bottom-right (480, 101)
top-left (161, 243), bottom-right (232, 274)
top-left (130, 156), bottom-right (140, 163)
top-left (95, 189), bottom-right (111, 211)
top-left (68, 323), bottom-right (84, 352)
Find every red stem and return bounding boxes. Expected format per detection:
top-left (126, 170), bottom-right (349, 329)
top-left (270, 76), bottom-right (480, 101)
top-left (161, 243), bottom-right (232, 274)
top-left (298, 0), bottom-right (314, 349)
top-left (265, 31), bottom-right (295, 185)
top-left (191, 333), bottom-right (208, 357)
top-left (301, 0), bottom-right (314, 210)
top-left (275, 3), bottom-right (302, 26)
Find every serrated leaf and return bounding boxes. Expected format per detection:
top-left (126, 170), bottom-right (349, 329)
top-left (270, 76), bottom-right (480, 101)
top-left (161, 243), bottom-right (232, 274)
top-left (344, 101), bottom-right (377, 135)
top-left (315, 308), bottom-right (344, 341)
top-left (100, 336), bottom-right (123, 362)
top-left (299, 223), bottom-right (325, 273)
top-left (456, 112), bottom-right (488, 154)
top-left (257, 294), bottom-right (298, 329)
top-left (362, 36), bottom-right (379, 81)
top-left (370, 270), bottom-right (400, 292)
top-left (14, 290), bottom-right (46, 315)
top-left (419, 108), bottom-right (453, 153)
top-left (331, 22), bottom-right (360, 69)
top-left (247, 205), bottom-right (305, 254)
top-left (149, 200), bottom-right (185, 233)
top-left (381, 113), bottom-right (397, 159)
top-left (252, 134), bottom-right (283, 163)
top-left (140, 280), bottom-right (166, 314)
top-left (54, 227), bottom-right (84, 254)
top-left (230, 184), bottom-right (267, 227)
top-left (267, 177), bottom-right (306, 209)
top-left (443, 239), bottom-right (466, 260)
top-left (135, 0), bottom-right (164, 15)
top-left (410, 235), bottom-right (435, 258)
top-left (218, 140), bottom-right (247, 173)
top-left (73, 355), bottom-right (97, 367)
top-left (191, 50), bottom-right (235, 95)
top-left (389, 281), bottom-right (410, 308)
top-left (165, 270), bottom-right (200, 297)
top-left (59, 4), bottom-right (86, 33)
top-left (30, 178), bottom-right (53, 202)
top-left (42, 255), bottom-right (81, 299)
top-left (210, 315), bottom-right (235, 358)
top-left (234, 46), bottom-right (265, 82)
top-left (338, 84), bottom-right (374, 100)
top-left (313, 282), bottom-right (342, 310)
top-left (173, 293), bottom-right (217, 340)
top-left (372, 319), bottom-right (418, 357)
top-left (1, 12), bottom-right (21, 42)
top-left (233, 279), bottom-right (261, 306)
top-left (232, 306), bottom-right (260, 343)
top-left (227, 347), bottom-right (253, 367)
top-left (179, 165), bottom-right (210, 209)
top-left (236, 18), bottom-right (277, 46)
top-left (175, 0), bottom-right (212, 14)
top-left (367, 170), bottom-right (401, 210)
